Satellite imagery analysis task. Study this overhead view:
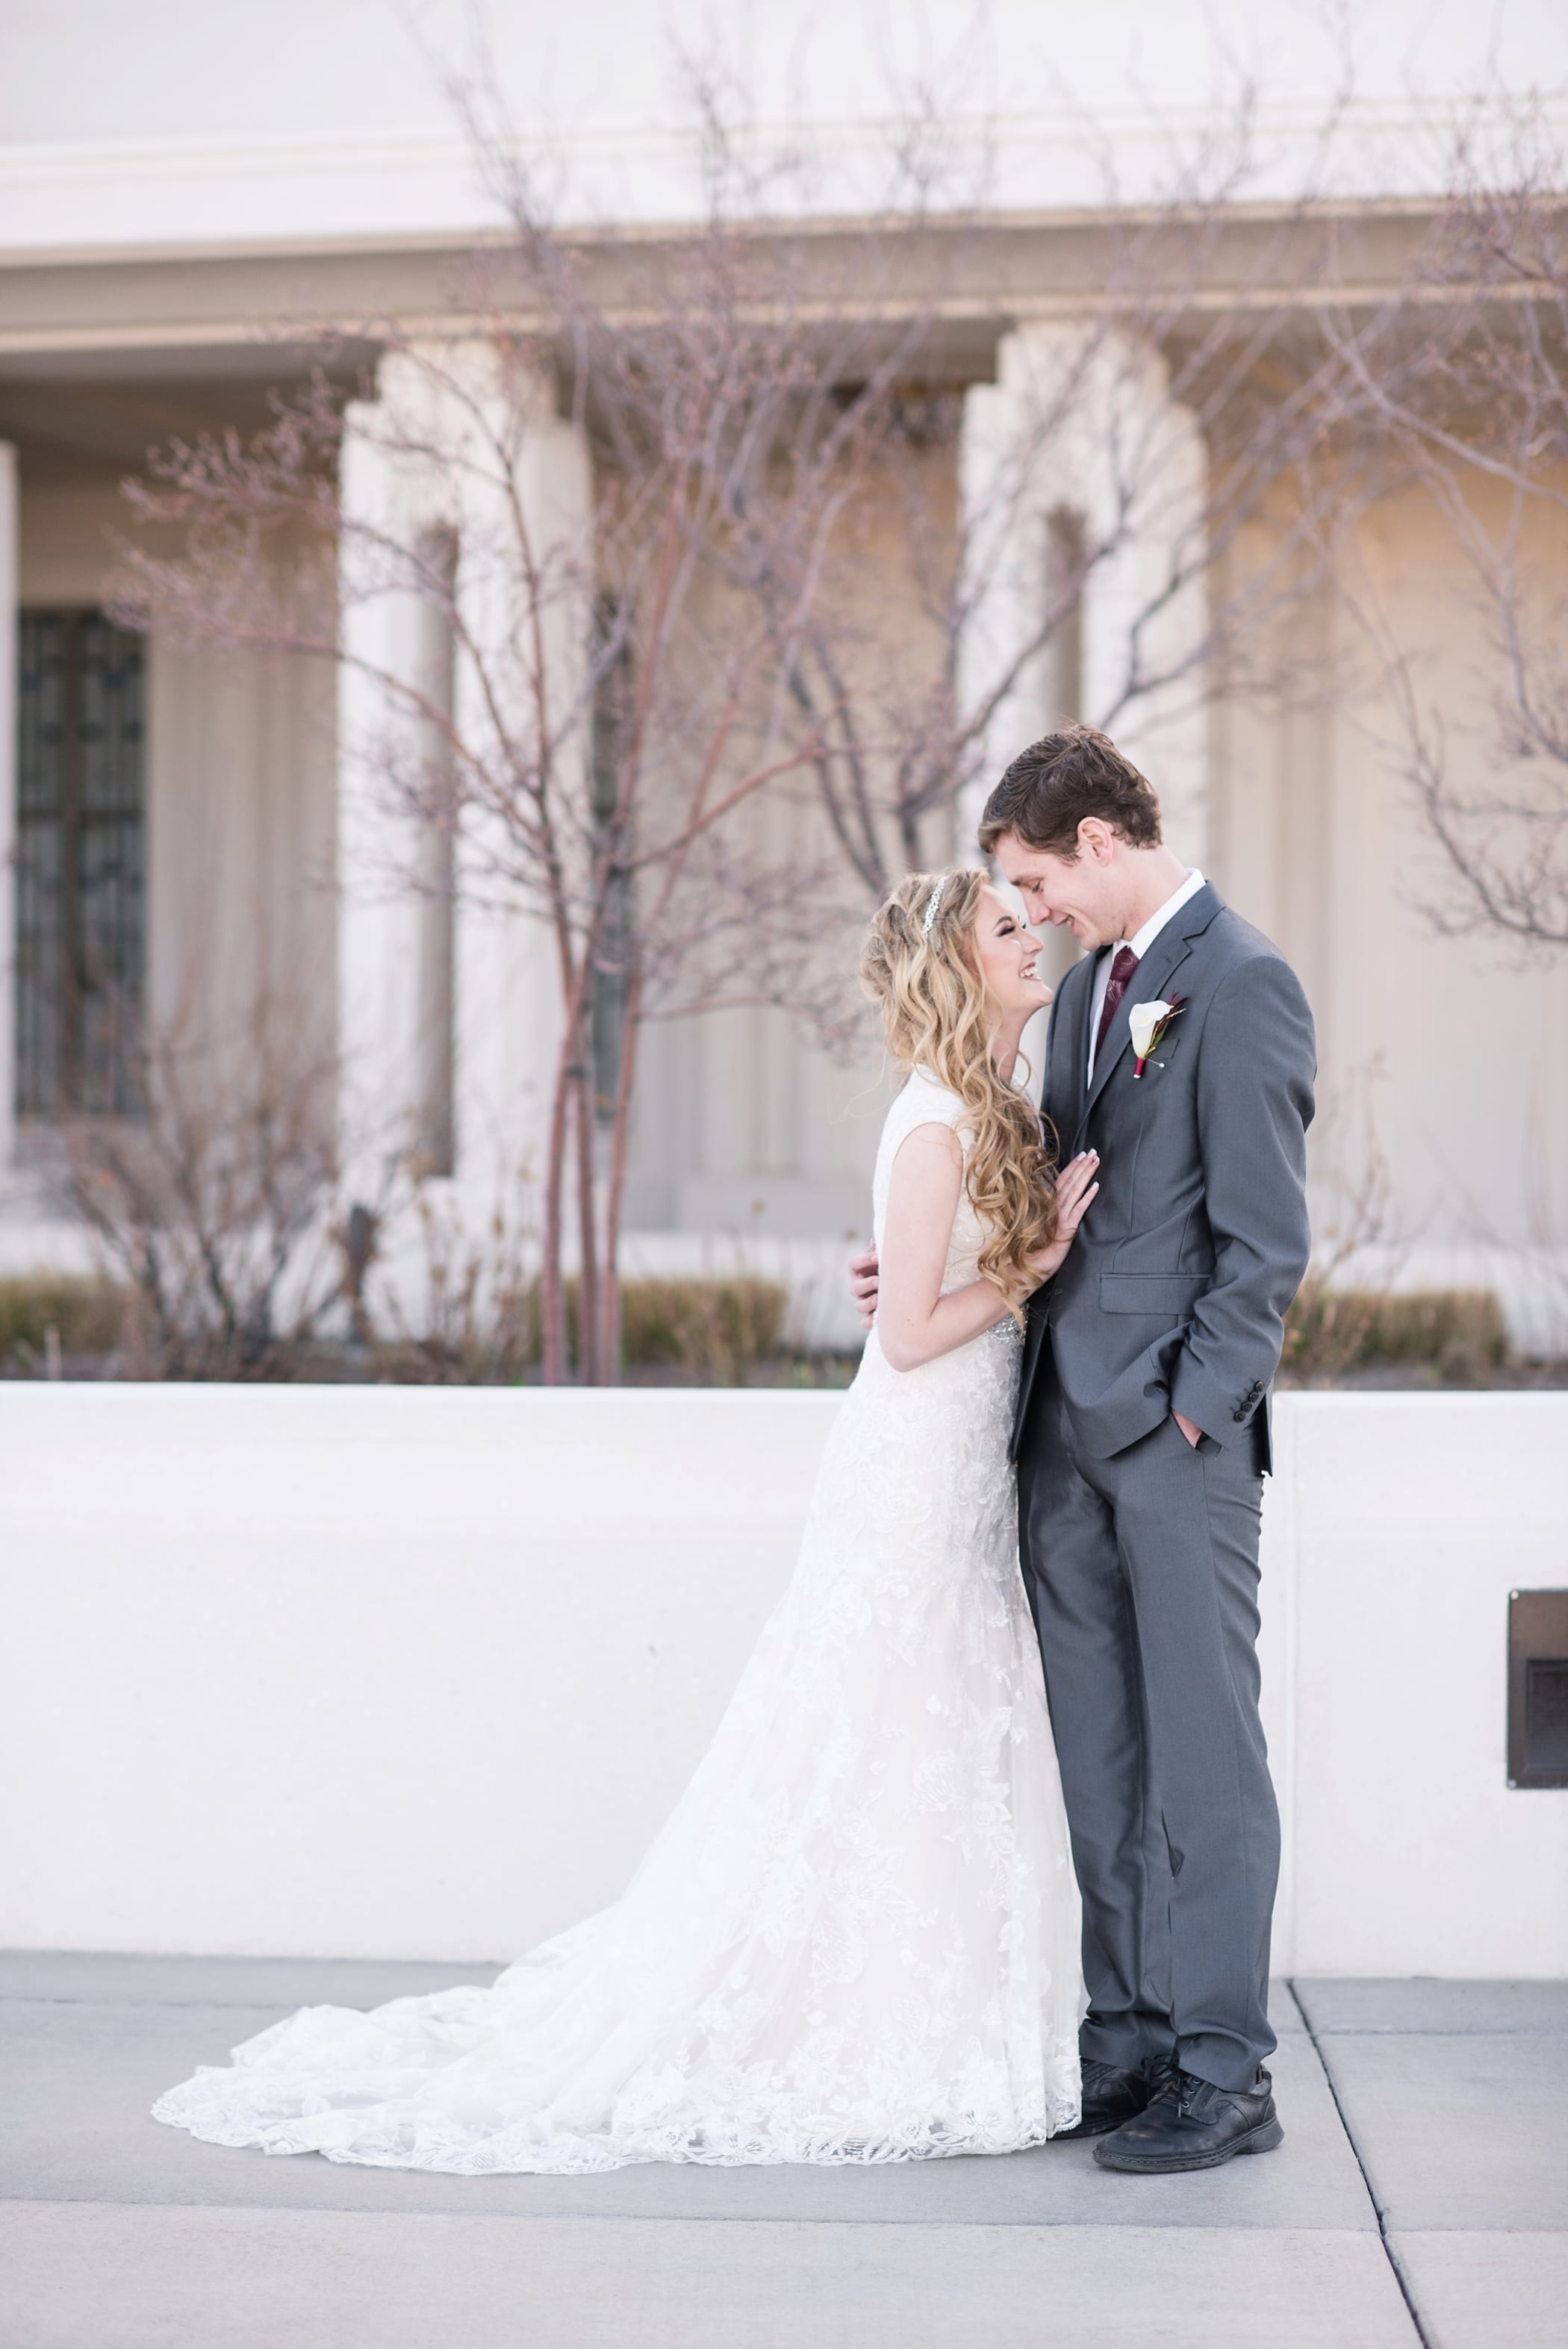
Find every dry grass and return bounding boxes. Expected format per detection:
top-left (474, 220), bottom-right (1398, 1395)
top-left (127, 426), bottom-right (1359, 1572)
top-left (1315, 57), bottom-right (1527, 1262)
top-left (0, 1275), bottom-right (128, 1370)
top-left (1, 1267), bottom-right (1517, 1390)
top-left (614, 1278), bottom-right (790, 1384)
top-left (382, 1275), bottom-right (791, 1385)
top-left (1281, 1285), bottom-right (1509, 1384)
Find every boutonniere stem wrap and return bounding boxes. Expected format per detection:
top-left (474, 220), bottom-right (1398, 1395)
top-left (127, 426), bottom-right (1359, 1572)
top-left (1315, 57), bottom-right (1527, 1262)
top-left (1127, 994), bottom-right (1187, 1078)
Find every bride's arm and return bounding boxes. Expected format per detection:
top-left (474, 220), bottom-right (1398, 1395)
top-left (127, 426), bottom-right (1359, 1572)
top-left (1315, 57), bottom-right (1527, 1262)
top-left (877, 1130), bottom-right (1101, 1372)
top-left (877, 1125), bottom-right (1010, 1371)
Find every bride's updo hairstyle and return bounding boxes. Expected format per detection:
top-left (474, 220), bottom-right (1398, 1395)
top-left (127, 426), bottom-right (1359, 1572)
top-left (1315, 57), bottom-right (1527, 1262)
top-left (859, 866), bottom-right (1060, 1309)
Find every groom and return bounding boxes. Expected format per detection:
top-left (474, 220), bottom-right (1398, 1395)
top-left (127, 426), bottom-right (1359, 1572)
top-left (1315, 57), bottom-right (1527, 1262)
top-left (853, 725), bottom-right (1315, 2174)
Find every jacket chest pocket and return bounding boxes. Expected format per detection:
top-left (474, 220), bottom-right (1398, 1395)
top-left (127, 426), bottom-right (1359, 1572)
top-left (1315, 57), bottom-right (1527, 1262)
top-left (1133, 1024), bottom-right (1186, 1080)
top-left (1100, 1272), bottom-right (1210, 1317)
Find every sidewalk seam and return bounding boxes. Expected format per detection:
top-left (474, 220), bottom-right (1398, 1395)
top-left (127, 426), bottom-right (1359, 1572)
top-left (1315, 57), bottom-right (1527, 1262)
top-left (1287, 1978), bottom-right (1431, 2348)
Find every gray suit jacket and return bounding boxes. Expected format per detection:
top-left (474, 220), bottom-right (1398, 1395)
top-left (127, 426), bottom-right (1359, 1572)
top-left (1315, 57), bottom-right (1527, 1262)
top-left (1013, 883), bottom-right (1316, 1469)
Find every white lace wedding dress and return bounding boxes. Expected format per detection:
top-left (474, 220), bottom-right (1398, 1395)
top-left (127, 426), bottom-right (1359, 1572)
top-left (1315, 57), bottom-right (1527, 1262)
top-left (154, 1068), bottom-right (1083, 2171)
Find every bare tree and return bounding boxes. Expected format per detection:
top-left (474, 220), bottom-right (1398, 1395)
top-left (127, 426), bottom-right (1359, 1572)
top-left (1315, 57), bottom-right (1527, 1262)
top-left (62, 989), bottom-right (352, 1379)
top-left (1317, 128), bottom-right (1568, 949)
top-left (111, 119), bottom-right (938, 1384)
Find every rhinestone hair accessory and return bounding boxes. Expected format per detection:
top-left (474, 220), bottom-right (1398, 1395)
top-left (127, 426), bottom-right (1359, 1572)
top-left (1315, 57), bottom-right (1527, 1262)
top-left (921, 874), bottom-right (948, 939)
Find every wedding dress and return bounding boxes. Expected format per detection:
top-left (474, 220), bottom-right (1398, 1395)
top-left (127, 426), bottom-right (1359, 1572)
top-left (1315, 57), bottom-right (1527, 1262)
top-left (154, 1068), bottom-right (1083, 2171)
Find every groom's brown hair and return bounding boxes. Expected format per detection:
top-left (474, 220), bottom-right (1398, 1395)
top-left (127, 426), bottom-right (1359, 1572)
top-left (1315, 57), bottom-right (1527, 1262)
top-left (977, 726), bottom-right (1162, 861)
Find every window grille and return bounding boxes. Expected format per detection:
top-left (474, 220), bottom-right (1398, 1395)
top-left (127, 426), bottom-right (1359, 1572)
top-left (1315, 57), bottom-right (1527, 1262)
top-left (16, 610), bottom-right (146, 1116)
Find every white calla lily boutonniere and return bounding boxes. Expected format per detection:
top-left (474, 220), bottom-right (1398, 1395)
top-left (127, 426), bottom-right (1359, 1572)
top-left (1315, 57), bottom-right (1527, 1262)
top-left (1127, 994), bottom-right (1187, 1078)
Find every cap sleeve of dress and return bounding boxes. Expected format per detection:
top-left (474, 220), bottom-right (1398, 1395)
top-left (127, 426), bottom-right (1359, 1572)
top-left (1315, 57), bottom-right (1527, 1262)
top-left (871, 1068), bottom-right (968, 1248)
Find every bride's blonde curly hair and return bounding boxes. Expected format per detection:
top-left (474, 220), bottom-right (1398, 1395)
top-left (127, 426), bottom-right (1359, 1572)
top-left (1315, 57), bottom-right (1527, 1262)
top-left (859, 866), bottom-right (1060, 1309)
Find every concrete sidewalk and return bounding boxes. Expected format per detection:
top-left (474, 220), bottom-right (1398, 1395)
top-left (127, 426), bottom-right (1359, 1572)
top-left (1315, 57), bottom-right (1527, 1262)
top-left (0, 1957), bottom-right (1562, 2348)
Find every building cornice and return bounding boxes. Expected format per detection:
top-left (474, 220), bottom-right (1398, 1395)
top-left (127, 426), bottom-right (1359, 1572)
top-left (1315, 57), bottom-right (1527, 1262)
top-left (2, 196), bottom-right (1541, 373)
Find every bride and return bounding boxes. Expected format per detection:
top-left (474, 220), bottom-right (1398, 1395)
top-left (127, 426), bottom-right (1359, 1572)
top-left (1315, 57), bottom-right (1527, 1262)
top-left (154, 867), bottom-right (1100, 2173)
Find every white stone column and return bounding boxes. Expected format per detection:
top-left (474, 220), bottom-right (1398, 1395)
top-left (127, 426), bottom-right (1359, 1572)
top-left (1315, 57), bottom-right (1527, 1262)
top-left (335, 343), bottom-right (591, 1210)
top-left (0, 444), bottom-right (17, 1172)
top-left (444, 345), bottom-right (591, 1204)
top-left (337, 401), bottom-right (436, 1189)
top-left (957, 321), bottom-right (1211, 869)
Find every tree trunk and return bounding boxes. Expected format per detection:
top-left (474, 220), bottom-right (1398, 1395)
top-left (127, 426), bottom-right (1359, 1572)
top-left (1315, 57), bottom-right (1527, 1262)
top-left (538, 1017), bottom-right (577, 1385)
top-left (597, 971), bottom-right (641, 1387)
top-left (572, 1043), bottom-right (600, 1383)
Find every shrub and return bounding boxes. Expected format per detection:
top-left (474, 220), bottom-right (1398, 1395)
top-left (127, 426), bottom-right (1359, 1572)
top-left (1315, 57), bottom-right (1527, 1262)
top-left (1282, 1285), bottom-right (1508, 1382)
top-left (400, 1275), bottom-right (791, 1384)
top-left (615, 1278), bottom-right (790, 1382)
top-left (1362, 1290), bottom-right (1508, 1369)
top-left (0, 1274), bottom-right (127, 1367)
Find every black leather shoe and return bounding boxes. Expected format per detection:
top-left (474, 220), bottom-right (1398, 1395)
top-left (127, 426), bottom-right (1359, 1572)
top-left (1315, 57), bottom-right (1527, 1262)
top-left (1054, 2056), bottom-right (1166, 2141)
top-left (1092, 2065), bottom-right (1283, 2172)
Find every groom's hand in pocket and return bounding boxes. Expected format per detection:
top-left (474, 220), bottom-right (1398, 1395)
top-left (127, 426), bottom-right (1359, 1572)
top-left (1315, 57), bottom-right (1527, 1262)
top-left (1172, 1410), bottom-right (1203, 1448)
top-left (849, 1243), bottom-right (880, 1328)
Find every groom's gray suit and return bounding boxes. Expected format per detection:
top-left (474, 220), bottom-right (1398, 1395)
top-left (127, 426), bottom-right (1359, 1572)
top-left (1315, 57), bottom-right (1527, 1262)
top-left (1015, 880), bottom-right (1314, 2092)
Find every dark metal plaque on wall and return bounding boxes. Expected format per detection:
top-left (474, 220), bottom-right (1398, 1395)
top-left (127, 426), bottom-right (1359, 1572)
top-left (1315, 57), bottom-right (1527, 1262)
top-left (1508, 1591), bottom-right (1568, 1790)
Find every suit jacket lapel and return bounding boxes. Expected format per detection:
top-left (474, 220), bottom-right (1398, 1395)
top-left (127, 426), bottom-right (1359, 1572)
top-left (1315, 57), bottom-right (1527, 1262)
top-left (1043, 953), bottom-right (1092, 1150)
top-left (1073, 883), bottom-right (1221, 1141)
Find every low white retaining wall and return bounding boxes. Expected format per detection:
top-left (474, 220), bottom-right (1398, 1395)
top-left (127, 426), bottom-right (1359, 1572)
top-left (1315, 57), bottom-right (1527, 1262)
top-left (1, 1385), bottom-right (1564, 1976)
top-left (1265, 1394), bottom-right (1568, 1974)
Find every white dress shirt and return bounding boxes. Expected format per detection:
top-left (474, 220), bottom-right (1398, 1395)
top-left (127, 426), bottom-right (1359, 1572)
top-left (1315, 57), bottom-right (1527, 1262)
top-left (1086, 869), bottom-right (1207, 1081)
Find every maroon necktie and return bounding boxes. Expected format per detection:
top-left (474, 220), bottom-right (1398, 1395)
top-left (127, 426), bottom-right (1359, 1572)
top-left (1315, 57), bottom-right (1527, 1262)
top-left (1094, 946), bottom-right (1139, 1063)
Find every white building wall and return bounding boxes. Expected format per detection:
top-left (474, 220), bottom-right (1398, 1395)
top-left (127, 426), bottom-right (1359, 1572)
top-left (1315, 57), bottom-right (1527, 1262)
top-left (1268, 1394), bottom-right (1568, 1978)
top-left (0, 1384), bottom-right (1562, 1976)
top-left (148, 629), bottom-right (337, 1074)
top-left (1, 0), bottom-right (1561, 247)
top-left (650, 1003), bottom-right (895, 1243)
top-left (0, 444), bottom-right (16, 1174)
top-left (1210, 482), bottom-right (1568, 1340)
top-left (1324, 489), bottom-right (1568, 1281)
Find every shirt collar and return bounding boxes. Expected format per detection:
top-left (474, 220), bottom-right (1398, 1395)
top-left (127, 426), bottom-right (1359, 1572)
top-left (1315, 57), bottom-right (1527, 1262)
top-left (1107, 868), bottom-right (1206, 965)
